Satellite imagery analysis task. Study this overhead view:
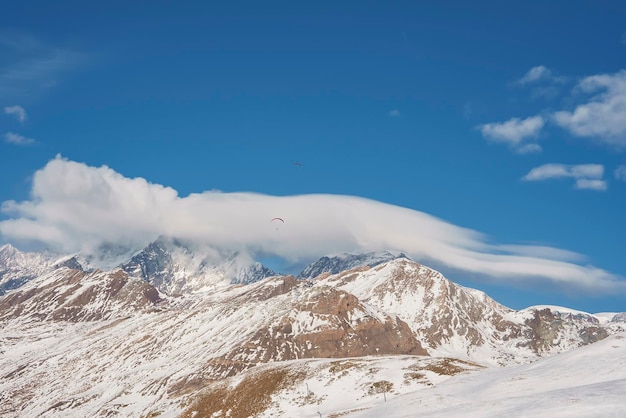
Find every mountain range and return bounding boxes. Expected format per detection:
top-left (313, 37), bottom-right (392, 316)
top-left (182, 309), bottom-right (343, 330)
top-left (0, 239), bottom-right (624, 417)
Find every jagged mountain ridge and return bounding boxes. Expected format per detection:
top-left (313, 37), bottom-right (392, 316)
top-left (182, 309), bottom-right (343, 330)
top-left (119, 237), bottom-right (278, 294)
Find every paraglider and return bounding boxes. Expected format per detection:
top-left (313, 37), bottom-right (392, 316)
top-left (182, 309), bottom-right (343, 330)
top-left (271, 217), bottom-right (284, 230)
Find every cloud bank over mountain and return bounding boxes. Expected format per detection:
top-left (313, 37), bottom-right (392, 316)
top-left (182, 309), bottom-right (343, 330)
top-left (1, 156), bottom-right (623, 293)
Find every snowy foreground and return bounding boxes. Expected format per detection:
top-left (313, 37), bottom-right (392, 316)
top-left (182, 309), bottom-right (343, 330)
top-left (349, 332), bottom-right (626, 418)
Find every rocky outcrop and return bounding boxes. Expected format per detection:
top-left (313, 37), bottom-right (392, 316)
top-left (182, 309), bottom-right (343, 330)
top-left (205, 282), bottom-right (427, 378)
top-left (522, 308), bottom-right (608, 353)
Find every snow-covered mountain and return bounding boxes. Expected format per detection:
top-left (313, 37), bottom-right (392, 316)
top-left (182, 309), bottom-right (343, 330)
top-left (120, 237), bottom-right (277, 294)
top-left (0, 264), bottom-right (427, 417)
top-left (308, 258), bottom-right (613, 366)
top-left (0, 245), bottom-right (625, 417)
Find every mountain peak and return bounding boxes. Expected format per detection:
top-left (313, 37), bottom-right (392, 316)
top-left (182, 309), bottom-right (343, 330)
top-left (121, 236), bottom-right (277, 294)
top-left (0, 243), bottom-right (18, 256)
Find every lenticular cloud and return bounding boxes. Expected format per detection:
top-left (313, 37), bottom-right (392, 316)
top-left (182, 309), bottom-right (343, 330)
top-left (0, 156), bottom-right (624, 292)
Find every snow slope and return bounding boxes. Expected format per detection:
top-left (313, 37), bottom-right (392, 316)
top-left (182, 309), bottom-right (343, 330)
top-left (353, 332), bottom-right (626, 418)
top-left (181, 356), bottom-right (484, 418)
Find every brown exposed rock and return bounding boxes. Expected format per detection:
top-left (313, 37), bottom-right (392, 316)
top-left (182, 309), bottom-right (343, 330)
top-left (205, 287), bottom-right (427, 379)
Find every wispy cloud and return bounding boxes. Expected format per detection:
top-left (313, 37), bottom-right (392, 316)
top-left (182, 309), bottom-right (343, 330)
top-left (389, 109), bottom-right (400, 117)
top-left (522, 163), bottom-right (607, 191)
top-left (517, 65), bottom-right (552, 85)
top-left (478, 116), bottom-right (544, 153)
top-left (517, 65), bottom-right (567, 86)
top-left (4, 132), bottom-right (36, 145)
top-left (516, 143), bottom-right (542, 155)
top-left (615, 165), bottom-right (626, 181)
top-left (574, 178), bottom-right (608, 191)
top-left (4, 105), bottom-right (27, 123)
top-left (0, 157), bottom-right (623, 293)
top-left (0, 33), bottom-right (85, 100)
top-left (552, 70), bottom-right (626, 148)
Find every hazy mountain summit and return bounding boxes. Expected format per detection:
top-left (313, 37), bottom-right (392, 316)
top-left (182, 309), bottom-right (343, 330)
top-left (0, 244), bottom-right (71, 295)
top-left (120, 236), bottom-right (277, 294)
top-left (298, 250), bottom-right (408, 279)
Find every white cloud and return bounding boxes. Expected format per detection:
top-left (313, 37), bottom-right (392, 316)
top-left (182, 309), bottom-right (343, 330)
top-left (4, 132), bottom-right (36, 145)
top-left (479, 116), bottom-right (544, 153)
top-left (4, 105), bottom-right (26, 123)
top-left (0, 157), bottom-right (623, 293)
top-left (552, 70), bottom-right (626, 147)
top-left (389, 109), bottom-right (400, 117)
top-left (615, 165), bottom-right (626, 181)
top-left (523, 163), bottom-right (606, 191)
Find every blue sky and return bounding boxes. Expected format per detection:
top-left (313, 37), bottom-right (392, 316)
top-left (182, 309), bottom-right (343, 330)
top-left (1, 1), bottom-right (625, 312)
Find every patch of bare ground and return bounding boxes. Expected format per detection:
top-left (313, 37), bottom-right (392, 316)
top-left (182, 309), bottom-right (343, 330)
top-left (180, 367), bottom-right (305, 418)
top-left (423, 358), bottom-right (483, 376)
top-left (403, 371), bottom-right (430, 386)
top-left (364, 380), bottom-right (393, 396)
top-left (141, 412), bottom-right (163, 417)
top-left (328, 360), bottom-right (360, 375)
